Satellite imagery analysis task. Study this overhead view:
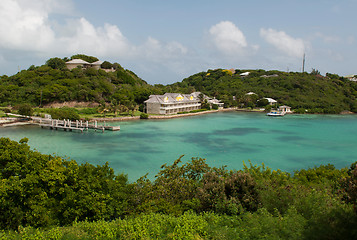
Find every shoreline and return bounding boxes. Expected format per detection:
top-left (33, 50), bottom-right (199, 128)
top-left (2, 108), bottom-right (354, 127)
top-left (92, 108), bottom-right (240, 122)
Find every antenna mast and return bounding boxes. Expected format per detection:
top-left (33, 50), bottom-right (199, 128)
top-left (302, 53), bottom-right (305, 73)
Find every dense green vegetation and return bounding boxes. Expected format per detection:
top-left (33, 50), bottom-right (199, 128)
top-left (1, 55), bottom-right (357, 115)
top-left (169, 69), bottom-right (357, 113)
top-left (1, 137), bottom-right (357, 239)
top-left (0, 55), bottom-right (162, 111)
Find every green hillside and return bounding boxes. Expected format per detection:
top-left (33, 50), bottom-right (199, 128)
top-left (1, 56), bottom-right (356, 115)
top-left (0, 55), bottom-right (160, 108)
top-left (169, 69), bottom-right (357, 113)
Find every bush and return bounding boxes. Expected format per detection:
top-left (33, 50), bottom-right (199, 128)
top-left (16, 103), bottom-right (33, 116)
top-left (140, 113), bottom-right (149, 119)
top-left (257, 99), bottom-right (269, 107)
top-left (264, 105), bottom-right (272, 112)
top-left (101, 61), bottom-right (113, 69)
top-left (77, 107), bottom-right (98, 115)
top-left (47, 107), bottom-right (80, 120)
top-left (3, 108), bottom-right (11, 113)
top-left (0, 137), bottom-right (131, 229)
top-left (197, 171), bottom-right (259, 214)
top-left (212, 104), bottom-right (219, 110)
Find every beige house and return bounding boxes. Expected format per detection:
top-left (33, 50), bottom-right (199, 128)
top-left (278, 105), bottom-right (292, 113)
top-left (263, 97), bottom-right (277, 105)
top-left (90, 60), bottom-right (104, 70)
top-left (145, 93), bottom-right (201, 114)
top-left (65, 59), bottom-right (104, 70)
top-left (207, 97), bottom-right (224, 109)
top-left (145, 92), bottom-right (224, 114)
top-left (65, 59), bottom-right (91, 70)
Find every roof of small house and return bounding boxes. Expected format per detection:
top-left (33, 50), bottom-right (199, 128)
top-left (240, 72), bottom-right (250, 76)
top-left (279, 105), bottom-right (291, 109)
top-left (264, 97), bottom-right (277, 103)
top-left (145, 93), bottom-right (200, 104)
top-left (245, 92), bottom-right (256, 95)
top-left (66, 59), bottom-right (90, 65)
top-left (208, 98), bottom-right (223, 105)
top-left (91, 60), bottom-right (103, 65)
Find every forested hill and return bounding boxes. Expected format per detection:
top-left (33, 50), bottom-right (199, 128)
top-left (0, 55), bottom-right (162, 107)
top-left (169, 69), bottom-right (357, 113)
top-left (1, 56), bottom-right (357, 114)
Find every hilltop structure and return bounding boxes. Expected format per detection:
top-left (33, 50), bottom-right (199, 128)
top-left (65, 59), bottom-right (103, 70)
top-left (65, 59), bottom-right (116, 72)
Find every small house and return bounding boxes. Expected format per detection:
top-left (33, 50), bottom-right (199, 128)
top-left (65, 59), bottom-right (91, 70)
top-left (240, 72), bottom-right (250, 77)
top-left (263, 98), bottom-right (277, 106)
top-left (279, 105), bottom-right (292, 113)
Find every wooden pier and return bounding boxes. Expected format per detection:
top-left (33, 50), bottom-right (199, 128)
top-left (32, 118), bottom-right (120, 133)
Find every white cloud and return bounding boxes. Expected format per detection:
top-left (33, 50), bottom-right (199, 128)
top-left (0, 0), bottom-right (56, 50)
top-left (59, 18), bottom-right (133, 57)
top-left (209, 21), bottom-right (248, 55)
top-left (260, 28), bottom-right (305, 58)
top-left (0, 0), bottom-right (188, 63)
top-left (140, 37), bottom-right (188, 61)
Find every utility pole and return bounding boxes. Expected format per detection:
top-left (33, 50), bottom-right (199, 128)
top-left (302, 53), bottom-right (305, 73)
top-left (40, 90), bottom-right (43, 107)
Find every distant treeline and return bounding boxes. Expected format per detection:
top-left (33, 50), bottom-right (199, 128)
top-left (1, 137), bottom-right (357, 239)
top-left (1, 55), bottom-right (357, 114)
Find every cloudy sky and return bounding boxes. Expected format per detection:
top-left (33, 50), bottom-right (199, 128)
top-left (0, 0), bottom-right (356, 84)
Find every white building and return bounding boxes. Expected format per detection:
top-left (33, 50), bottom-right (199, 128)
top-left (65, 59), bottom-right (91, 70)
top-left (65, 59), bottom-right (105, 70)
top-left (240, 72), bottom-right (250, 77)
top-left (145, 93), bottom-right (201, 115)
top-left (263, 98), bottom-right (277, 105)
top-left (144, 92), bottom-right (224, 114)
top-left (279, 105), bottom-right (292, 113)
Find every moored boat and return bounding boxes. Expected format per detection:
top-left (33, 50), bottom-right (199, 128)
top-left (267, 111), bottom-right (285, 116)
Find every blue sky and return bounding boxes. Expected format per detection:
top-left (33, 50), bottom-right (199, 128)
top-left (0, 0), bottom-right (356, 84)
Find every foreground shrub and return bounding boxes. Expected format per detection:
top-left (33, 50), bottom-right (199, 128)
top-left (197, 171), bottom-right (259, 214)
top-left (0, 137), bottom-right (131, 230)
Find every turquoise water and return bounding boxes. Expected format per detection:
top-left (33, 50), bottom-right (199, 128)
top-left (1, 112), bottom-right (357, 181)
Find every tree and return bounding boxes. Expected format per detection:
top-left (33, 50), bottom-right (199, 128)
top-left (70, 54), bottom-right (99, 63)
top-left (342, 162), bottom-right (357, 212)
top-left (101, 61), bottom-right (113, 69)
top-left (0, 137), bottom-right (131, 229)
top-left (311, 68), bottom-right (321, 75)
top-left (201, 99), bottom-right (210, 110)
top-left (197, 171), bottom-right (259, 214)
top-left (16, 103), bottom-right (33, 116)
top-left (46, 57), bottom-right (66, 70)
top-left (256, 98), bottom-right (269, 107)
top-left (112, 62), bottom-right (123, 70)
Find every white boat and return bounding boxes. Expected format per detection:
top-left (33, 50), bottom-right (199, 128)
top-left (267, 111), bottom-right (285, 117)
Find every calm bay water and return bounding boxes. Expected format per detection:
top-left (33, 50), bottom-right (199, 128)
top-left (1, 112), bottom-right (357, 181)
